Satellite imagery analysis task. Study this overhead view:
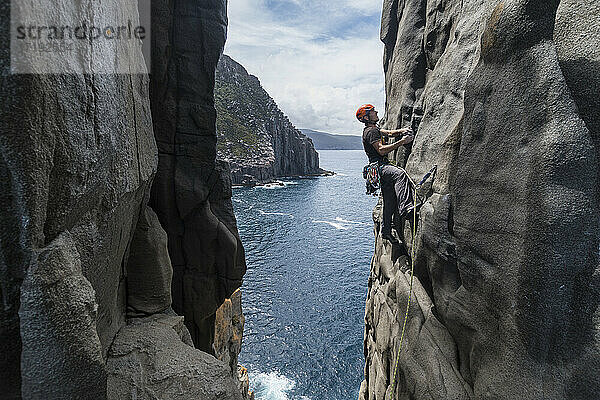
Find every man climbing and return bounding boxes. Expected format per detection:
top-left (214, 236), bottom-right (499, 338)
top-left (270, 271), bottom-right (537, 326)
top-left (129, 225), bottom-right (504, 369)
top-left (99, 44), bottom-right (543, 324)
top-left (357, 104), bottom-right (415, 243)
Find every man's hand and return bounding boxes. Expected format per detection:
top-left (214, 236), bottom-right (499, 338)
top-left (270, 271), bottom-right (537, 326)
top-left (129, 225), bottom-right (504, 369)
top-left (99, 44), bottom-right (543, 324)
top-left (373, 132), bottom-right (415, 156)
top-left (382, 127), bottom-right (413, 137)
top-left (399, 134), bottom-right (414, 145)
top-left (396, 128), bottom-right (413, 137)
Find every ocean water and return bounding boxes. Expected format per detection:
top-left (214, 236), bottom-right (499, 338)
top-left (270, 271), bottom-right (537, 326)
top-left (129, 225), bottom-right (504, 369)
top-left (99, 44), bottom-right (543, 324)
top-left (232, 150), bottom-right (379, 400)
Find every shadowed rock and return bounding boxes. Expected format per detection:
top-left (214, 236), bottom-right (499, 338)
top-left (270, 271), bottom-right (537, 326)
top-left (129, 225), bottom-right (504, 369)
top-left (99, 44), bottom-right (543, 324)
top-left (149, 0), bottom-right (247, 356)
top-left (0, 1), bottom-right (155, 394)
top-left (1, 0), bottom-right (249, 398)
top-left (126, 206), bottom-right (173, 316)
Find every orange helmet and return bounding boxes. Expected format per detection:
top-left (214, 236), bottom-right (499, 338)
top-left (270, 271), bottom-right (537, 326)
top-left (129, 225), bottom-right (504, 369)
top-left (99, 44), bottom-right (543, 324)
top-left (356, 104), bottom-right (375, 123)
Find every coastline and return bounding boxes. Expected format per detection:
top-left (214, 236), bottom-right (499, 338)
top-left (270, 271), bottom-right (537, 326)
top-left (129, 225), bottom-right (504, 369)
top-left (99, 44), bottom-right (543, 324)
top-left (232, 170), bottom-right (335, 188)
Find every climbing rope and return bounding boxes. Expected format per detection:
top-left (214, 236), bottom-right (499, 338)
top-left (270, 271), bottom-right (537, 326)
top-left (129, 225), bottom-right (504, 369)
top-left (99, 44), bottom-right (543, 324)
top-left (388, 182), bottom-right (417, 400)
top-left (388, 165), bottom-right (436, 400)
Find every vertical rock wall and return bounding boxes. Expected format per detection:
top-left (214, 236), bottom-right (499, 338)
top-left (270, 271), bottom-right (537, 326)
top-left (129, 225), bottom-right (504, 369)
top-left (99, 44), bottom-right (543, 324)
top-left (1, 0), bottom-right (249, 398)
top-left (271, 121), bottom-right (321, 178)
top-left (149, 0), bottom-right (247, 364)
top-left (361, 1), bottom-right (600, 399)
top-left (1, 1), bottom-right (155, 397)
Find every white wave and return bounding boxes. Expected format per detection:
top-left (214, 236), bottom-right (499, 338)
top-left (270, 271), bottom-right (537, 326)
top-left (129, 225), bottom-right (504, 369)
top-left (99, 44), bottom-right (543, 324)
top-left (259, 210), bottom-right (294, 219)
top-left (250, 371), bottom-right (309, 400)
top-left (334, 217), bottom-right (368, 226)
top-left (260, 180), bottom-right (300, 189)
top-left (312, 220), bottom-right (349, 230)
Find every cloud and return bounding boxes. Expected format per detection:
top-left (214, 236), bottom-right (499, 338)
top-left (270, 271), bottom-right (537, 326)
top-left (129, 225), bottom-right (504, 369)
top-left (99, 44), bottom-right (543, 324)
top-left (224, 0), bottom-right (385, 135)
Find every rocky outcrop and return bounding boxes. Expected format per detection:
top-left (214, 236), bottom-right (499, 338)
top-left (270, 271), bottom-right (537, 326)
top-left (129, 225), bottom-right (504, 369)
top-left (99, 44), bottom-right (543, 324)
top-left (214, 289), bottom-right (250, 397)
top-left (361, 1), bottom-right (600, 399)
top-left (107, 314), bottom-right (243, 400)
top-left (1, 0), bottom-right (249, 398)
top-left (215, 54), bottom-right (323, 185)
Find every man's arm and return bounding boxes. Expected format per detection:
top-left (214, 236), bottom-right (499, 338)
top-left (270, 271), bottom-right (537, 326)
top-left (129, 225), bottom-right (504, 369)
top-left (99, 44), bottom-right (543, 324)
top-left (372, 134), bottom-right (414, 156)
top-left (380, 127), bottom-right (412, 137)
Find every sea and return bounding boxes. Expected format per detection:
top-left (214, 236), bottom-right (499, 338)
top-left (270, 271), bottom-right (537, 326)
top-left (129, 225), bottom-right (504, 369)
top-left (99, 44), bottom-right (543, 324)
top-left (232, 150), bottom-right (379, 400)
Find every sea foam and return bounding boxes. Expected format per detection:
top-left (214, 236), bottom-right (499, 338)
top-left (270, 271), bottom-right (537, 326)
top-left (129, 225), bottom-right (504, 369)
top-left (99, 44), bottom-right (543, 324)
top-left (312, 220), bottom-right (349, 230)
top-left (259, 210), bottom-right (295, 219)
top-left (260, 180), bottom-right (299, 189)
top-left (334, 217), bottom-right (367, 225)
top-left (250, 371), bottom-right (310, 400)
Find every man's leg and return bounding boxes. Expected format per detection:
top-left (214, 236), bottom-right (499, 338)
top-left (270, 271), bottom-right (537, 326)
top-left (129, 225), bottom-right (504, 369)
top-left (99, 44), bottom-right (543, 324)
top-left (380, 166), bottom-right (398, 235)
top-left (390, 166), bottom-right (414, 217)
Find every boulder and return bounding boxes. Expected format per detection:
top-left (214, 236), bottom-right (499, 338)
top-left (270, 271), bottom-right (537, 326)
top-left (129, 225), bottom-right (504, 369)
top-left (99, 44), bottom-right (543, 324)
top-left (107, 314), bottom-right (243, 400)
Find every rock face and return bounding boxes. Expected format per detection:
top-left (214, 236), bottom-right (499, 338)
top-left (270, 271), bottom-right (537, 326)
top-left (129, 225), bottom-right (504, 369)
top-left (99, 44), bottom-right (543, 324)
top-left (150, 0), bottom-right (247, 360)
top-left (126, 206), bottom-right (173, 317)
top-left (360, 1), bottom-right (600, 399)
top-left (20, 233), bottom-right (107, 399)
top-left (107, 314), bottom-right (243, 400)
top-left (1, 0), bottom-right (249, 398)
top-left (1, 2), bottom-right (155, 393)
top-left (215, 54), bottom-right (323, 185)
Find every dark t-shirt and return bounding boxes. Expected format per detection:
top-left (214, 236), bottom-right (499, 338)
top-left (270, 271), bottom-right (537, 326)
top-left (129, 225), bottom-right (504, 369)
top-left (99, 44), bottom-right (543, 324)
top-left (363, 126), bottom-right (385, 164)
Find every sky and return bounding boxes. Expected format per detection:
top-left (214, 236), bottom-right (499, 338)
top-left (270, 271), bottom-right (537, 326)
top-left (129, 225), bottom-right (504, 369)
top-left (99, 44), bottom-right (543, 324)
top-left (224, 0), bottom-right (385, 136)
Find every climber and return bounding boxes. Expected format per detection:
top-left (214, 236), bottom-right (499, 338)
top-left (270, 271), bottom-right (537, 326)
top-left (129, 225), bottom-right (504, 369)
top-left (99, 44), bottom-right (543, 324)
top-left (357, 104), bottom-right (415, 243)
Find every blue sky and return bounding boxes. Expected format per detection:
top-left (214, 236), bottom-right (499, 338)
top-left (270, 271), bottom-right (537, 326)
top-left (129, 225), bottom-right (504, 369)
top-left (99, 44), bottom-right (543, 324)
top-left (224, 0), bottom-right (385, 135)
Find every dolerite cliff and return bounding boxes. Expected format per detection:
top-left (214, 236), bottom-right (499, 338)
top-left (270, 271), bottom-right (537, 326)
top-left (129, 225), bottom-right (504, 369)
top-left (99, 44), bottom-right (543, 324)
top-left (0, 1), bottom-right (251, 399)
top-left (360, 1), bottom-right (599, 400)
top-left (215, 54), bottom-right (322, 185)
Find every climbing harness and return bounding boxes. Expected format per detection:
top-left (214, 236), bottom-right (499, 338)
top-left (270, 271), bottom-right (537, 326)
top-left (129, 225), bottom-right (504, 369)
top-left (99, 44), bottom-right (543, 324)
top-left (388, 164), bottom-right (437, 400)
top-left (363, 161), bottom-right (383, 195)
